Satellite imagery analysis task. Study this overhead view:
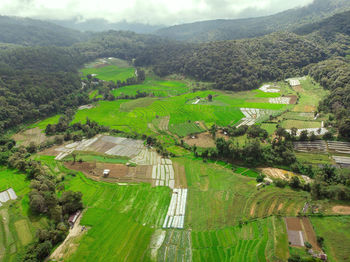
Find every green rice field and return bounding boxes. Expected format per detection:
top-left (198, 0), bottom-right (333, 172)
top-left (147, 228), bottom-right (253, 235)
top-left (311, 216), bottom-right (350, 262)
top-left (81, 65), bottom-right (135, 83)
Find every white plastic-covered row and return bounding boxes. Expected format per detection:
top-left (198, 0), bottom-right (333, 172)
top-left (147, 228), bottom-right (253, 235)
top-left (152, 164), bottom-right (175, 189)
top-left (269, 97), bottom-right (291, 104)
top-left (286, 128), bottom-right (328, 136)
top-left (0, 188), bottom-right (17, 204)
top-left (237, 108), bottom-right (274, 128)
top-left (163, 188), bottom-right (188, 229)
top-left (259, 84), bottom-right (280, 93)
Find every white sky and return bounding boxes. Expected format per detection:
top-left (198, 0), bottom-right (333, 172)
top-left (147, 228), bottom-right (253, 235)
top-left (0, 0), bottom-right (314, 25)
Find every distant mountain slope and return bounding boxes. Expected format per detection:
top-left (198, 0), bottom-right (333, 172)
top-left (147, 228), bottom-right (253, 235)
top-left (156, 0), bottom-right (350, 42)
top-left (51, 19), bottom-right (164, 34)
top-left (295, 10), bottom-right (350, 38)
top-left (0, 16), bottom-right (88, 46)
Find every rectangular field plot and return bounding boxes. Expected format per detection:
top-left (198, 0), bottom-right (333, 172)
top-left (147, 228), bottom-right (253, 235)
top-left (327, 141), bottom-right (350, 154)
top-left (191, 217), bottom-right (289, 262)
top-left (163, 188), bottom-right (188, 229)
top-left (293, 140), bottom-right (327, 152)
top-left (151, 229), bottom-right (192, 262)
top-left (332, 156), bottom-right (350, 168)
top-left (64, 174), bottom-right (171, 262)
top-left (311, 216), bottom-right (350, 262)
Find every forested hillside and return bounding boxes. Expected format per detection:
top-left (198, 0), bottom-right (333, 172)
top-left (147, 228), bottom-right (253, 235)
top-left (308, 59), bottom-right (350, 139)
top-left (156, 0), bottom-right (350, 42)
top-left (0, 47), bottom-right (89, 131)
top-left (0, 16), bottom-right (88, 46)
top-left (135, 33), bottom-right (327, 90)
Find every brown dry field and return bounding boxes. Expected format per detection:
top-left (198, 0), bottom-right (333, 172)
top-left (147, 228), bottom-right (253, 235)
top-left (332, 205), bottom-right (350, 215)
top-left (13, 127), bottom-right (59, 147)
top-left (302, 217), bottom-right (321, 251)
top-left (303, 105), bottom-right (316, 113)
top-left (183, 131), bottom-right (228, 148)
top-left (158, 116), bottom-right (170, 131)
top-left (38, 144), bottom-right (62, 156)
top-left (287, 95), bottom-right (298, 104)
top-left (173, 162), bottom-right (187, 188)
top-left (285, 217), bottom-right (302, 231)
top-left (64, 161), bottom-right (151, 184)
top-left (292, 85), bottom-right (304, 92)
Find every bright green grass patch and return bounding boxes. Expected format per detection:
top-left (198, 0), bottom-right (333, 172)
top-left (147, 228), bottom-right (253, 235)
top-left (168, 122), bottom-right (203, 137)
top-left (311, 216), bottom-right (350, 262)
top-left (261, 123), bottom-right (277, 135)
top-left (89, 90), bottom-right (98, 99)
top-left (253, 89), bottom-right (281, 98)
top-left (81, 65), bottom-right (135, 83)
top-left (112, 78), bottom-right (190, 98)
top-left (242, 169), bottom-right (259, 178)
top-left (0, 167), bottom-right (29, 195)
top-left (63, 152), bottom-right (129, 164)
top-left (295, 152), bottom-right (332, 166)
top-left (293, 77), bottom-right (329, 113)
top-left (62, 172), bottom-right (171, 262)
top-left (191, 216), bottom-right (289, 262)
top-left (29, 114), bottom-right (61, 130)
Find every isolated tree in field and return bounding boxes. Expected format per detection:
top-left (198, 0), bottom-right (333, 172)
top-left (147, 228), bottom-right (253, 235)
top-left (210, 124), bottom-right (217, 138)
top-left (289, 176), bottom-right (301, 189)
top-left (72, 152), bottom-right (77, 164)
top-left (208, 94), bottom-right (213, 102)
top-left (291, 127), bottom-right (298, 138)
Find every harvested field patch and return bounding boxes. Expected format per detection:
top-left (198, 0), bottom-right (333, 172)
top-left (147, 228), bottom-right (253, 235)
top-left (12, 127), bottom-right (54, 146)
top-left (64, 162), bottom-right (151, 184)
top-left (301, 217), bottom-right (321, 251)
top-left (259, 167), bottom-right (293, 181)
top-left (327, 141), bottom-right (350, 154)
top-left (158, 116), bottom-right (170, 131)
top-left (285, 217), bottom-right (304, 247)
top-left (332, 205), bottom-right (350, 215)
top-left (173, 162), bottom-right (187, 188)
top-left (292, 85), bottom-right (303, 92)
top-left (269, 97), bottom-right (291, 104)
top-left (287, 95), bottom-right (298, 104)
top-left (183, 132), bottom-right (215, 148)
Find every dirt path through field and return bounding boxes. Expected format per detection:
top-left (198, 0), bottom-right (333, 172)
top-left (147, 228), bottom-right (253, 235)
top-left (50, 212), bottom-right (86, 260)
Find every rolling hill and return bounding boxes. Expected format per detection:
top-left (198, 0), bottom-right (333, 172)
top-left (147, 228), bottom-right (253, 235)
top-left (156, 0), bottom-right (350, 42)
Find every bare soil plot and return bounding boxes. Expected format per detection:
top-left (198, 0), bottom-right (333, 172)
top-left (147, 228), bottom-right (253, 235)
top-left (12, 127), bottom-right (56, 146)
top-left (302, 217), bottom-right (321, 251)
top-left (287, 95), bottom-right (298, 104)
top-left (285, 217), bottom-right (305, 247)
top-left (292, 85), bottom-right (303, 92)
top-left (332, 205), bottom-right (350, 215)
top-left (64, 162), bottom-right (151, 184)
top-left (173, 162), bottom-right (187, 188)
top-left (183, 132), bottom-right (215, 148)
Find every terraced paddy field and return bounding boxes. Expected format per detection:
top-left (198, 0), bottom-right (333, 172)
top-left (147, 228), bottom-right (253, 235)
top-left (311, 216), bottom-right (350, 262)
top-left (0, 168), bottom-right (47, 261)
top-left (59, 171), bottom-right (172, 261)
top-left (175, 157), bottom-right (309, 231)
top-left (73, 90), bottom-right (287, 137)
top-left (191, 216), bottom-right (289, 262)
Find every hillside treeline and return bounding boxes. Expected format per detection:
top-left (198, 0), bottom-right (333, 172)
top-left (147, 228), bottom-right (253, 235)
top-left (308, 59), bottom-right (350, 140)
top-left (0, 47), bottom-right (89, 132)
top-left (135, 33), bottom-right (327, 90)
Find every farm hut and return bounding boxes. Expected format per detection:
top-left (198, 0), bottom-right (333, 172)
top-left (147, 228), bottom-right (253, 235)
top-left (68, 210), bottom-right (81, 228)
top-left (103, 169), bottom-right (110, 178)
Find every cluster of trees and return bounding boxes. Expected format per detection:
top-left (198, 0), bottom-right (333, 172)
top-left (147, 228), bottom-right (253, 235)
top-left (0, 137), bottom-right (83, 261)
top-left (45, 114), bottom-right (110, 140)
top-left (308, 59), bottom-right (350, 140)
top-left (311, 165), bottom-right (350, 200)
